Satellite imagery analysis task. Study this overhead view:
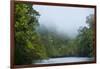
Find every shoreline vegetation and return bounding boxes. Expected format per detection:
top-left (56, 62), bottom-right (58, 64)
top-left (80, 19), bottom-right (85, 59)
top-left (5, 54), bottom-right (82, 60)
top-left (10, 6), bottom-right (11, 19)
top-left (14, 3), bottom-right (95, 65)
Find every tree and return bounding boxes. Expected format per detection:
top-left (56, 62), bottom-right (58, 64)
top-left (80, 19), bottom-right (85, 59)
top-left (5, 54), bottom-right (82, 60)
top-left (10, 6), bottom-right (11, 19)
top-left (77, 14), bottom-right (94, 57)
top-left (14, 3), bottom-right (48, 65)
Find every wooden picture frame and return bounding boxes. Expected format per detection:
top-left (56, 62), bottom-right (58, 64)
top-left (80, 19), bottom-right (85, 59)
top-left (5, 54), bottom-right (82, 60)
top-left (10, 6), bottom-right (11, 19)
top-left (11, 0), bottom-right (96, 68)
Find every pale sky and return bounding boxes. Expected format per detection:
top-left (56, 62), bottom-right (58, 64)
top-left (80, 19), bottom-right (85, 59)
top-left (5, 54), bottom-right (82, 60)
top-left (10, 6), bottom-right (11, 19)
top-left (33, 5), bottom-right (94, 38)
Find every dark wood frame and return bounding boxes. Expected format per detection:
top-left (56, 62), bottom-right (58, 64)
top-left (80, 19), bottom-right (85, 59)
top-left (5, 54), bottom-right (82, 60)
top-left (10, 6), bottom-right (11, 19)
top-left (10, 0), bottom-right (96, 68)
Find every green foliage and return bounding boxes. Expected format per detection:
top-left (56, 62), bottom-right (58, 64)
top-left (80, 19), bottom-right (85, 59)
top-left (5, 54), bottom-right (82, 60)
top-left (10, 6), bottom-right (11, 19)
top-left (15, 2), bottom-right (94, 65)
top-left (77, 14), bottom-right (94, 57)
top-left (14, 3), bottom-right (47, 65)
top-left (36, 14), bottom-right (95, 58)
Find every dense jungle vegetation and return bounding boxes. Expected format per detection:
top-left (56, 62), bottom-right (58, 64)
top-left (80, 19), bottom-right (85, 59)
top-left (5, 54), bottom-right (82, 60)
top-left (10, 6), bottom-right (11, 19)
top-left (14, 3), bottom-right (95, 65)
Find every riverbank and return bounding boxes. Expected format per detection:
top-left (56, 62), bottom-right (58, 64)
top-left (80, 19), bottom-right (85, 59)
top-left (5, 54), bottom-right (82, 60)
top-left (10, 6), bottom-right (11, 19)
top-left (34, 57), bottom-right (94, 64)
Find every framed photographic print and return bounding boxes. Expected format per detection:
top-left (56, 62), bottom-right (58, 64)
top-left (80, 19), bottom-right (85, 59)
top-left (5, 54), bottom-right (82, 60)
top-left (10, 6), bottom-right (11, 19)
top-left (10, 0), bottom-right (96, 68)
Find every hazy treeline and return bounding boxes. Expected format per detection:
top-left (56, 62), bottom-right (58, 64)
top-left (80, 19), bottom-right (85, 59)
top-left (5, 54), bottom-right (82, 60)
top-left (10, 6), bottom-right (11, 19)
top-left (14, 3), bottom-right (94, 65)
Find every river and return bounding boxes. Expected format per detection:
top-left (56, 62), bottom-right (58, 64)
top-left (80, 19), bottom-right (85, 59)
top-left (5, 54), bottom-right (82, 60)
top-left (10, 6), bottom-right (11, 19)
top-left (34, 57), bottom-right (94, 64)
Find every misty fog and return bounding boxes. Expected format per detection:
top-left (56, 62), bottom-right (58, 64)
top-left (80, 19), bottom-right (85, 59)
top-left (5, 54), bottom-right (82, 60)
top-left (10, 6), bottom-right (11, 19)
top-left (33, 5), bottom-right (94, 38)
